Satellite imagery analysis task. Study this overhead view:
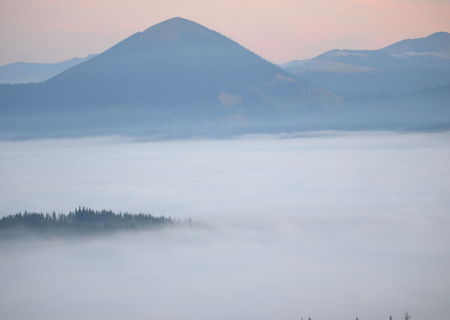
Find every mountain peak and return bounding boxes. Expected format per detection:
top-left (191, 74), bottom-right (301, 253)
top-left (160, 16), bottom-right (195, 24)
top-left (138, 17), bottom-right (216, 41)
top-left (145, 17), bottom-right (201, 29)
top-left (381, 31), bottom-right (450, 57)
top-left (19, 15), bottom-right (312, 114)
top-left (427, 31), bottom-right (450, 39)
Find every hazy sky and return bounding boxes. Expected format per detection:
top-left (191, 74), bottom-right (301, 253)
top-left (1, 0), bottom-right (450, 65)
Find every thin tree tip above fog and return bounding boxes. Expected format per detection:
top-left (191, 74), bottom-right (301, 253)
top-left (0, 207), bottom-right (195, 237)
top-left (300, 311), bottom-right (412, 320)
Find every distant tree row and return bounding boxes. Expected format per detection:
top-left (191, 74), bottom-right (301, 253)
top-left (0, 206), bottom-right (176, 234)
top-left (302, 312), bottom-right (411, 320)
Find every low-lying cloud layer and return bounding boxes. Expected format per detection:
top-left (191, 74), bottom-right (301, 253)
top-left (1, 131), bottom-right (449, 319)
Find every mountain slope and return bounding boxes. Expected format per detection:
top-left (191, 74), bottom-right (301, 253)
top-left (1, 17), bottom-right (323, 112)
top-left (0, 55), bottom-right (94, 84)
top-left (2, 20), bottom-right (448, 138)
top-left (0, 17), bottom-right (335, 138)
top-left (382, 32), bottom-right (450, 58)
top-left (281, 32), bottom-right (450, 96)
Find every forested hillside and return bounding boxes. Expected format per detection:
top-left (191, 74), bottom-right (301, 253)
top-left (0, 207), bottom-right (177, 235)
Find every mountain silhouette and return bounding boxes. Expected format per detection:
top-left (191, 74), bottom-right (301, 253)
top-left (1, 21), bottom-right (448, 138)
top-left (0, 55), bottom-right (95, 84)
top-left (282, 32), bottom-right (450, 96)
top-left (1, 18), bottom-right (327, 123)
top-left (279, 32), bottom-right (450, 131)
top-left (382, 32), bottom-right (450, 58)
top-left (45, 17), bottom-right (307, 106)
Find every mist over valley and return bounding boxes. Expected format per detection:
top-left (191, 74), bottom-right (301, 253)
top-left (1, 10), bottom-right (450, 320)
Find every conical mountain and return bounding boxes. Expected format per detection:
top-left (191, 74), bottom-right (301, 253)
top-left (0, 17), bottom-right (333, 138)
top-left (3, 18), bottom-right (318, 109)
top-left (47, 17), bottom-right (295, 105)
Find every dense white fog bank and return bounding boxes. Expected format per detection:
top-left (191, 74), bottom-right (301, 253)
top-left (1, 131), bottom-right (450, 319)
top-left (1, 131), bottom-right (449, 222)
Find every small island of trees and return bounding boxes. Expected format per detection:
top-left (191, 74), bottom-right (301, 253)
top-left (0, 207), bottom-right (179, 236)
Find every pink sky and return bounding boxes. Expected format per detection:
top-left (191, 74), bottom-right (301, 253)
top-left (1, 0), bottom-right (449, 65)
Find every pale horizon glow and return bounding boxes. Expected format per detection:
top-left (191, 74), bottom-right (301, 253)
top-left (1, 0), bottom-right (450, 65)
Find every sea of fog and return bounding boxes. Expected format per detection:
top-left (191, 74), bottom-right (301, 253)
top-left (0, 131), bottom-right (449, 320)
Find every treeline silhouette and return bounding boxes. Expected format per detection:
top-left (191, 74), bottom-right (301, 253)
top-left (301, 312), bottom-right (411, 320)
top-left (0, 207), bottom-right (176, 235)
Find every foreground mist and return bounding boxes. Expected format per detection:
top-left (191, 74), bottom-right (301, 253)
top-left (0, 131), bottom-right (449, 319)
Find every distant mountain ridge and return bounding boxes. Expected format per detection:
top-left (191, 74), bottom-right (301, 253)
top-left (40, 17), bottom-right (312, 108)
top-left (0, 20), bottom-right (449, 138)
top-left (281, 32), bottom-right (450, 96)
top-left (382, 32), bottom-right (450, 58)
top-left (0, 55), bottom-right (95, 84)
top-left (283, 32), bottom-right (450, 71)
top-left (0, 17), bottom-right (335, 138)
